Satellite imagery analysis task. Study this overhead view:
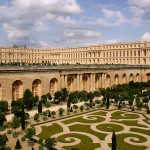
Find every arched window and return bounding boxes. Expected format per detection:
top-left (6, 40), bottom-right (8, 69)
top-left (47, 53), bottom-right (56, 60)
top-left (114, 75), bottom-right (119, 85)
top-left (95, 75), bottom-right (100, 90)
top-left (50, 78), bottom-right (58, 95)
top-left (83, 76), bottom-right (88, 91)
top-left (32, 79), bottom-right (41, 97)
top-left (12, 80), bottom-right (23, 100)
top-left (67, 77), bottom-right (74, 92)
top-left (122, 74), bottom-right (127, 84)
top-left (130, 74), bottom-right (133, 81)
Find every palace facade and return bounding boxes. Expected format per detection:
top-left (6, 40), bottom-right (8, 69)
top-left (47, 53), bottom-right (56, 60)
top-left (0, 41), bottom-right (150, 102)
top-left (0, 41), bottom-right (150, 65)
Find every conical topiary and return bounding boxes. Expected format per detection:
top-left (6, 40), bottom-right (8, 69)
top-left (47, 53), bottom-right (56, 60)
top-left (15, 139), bottom-right (22, 149)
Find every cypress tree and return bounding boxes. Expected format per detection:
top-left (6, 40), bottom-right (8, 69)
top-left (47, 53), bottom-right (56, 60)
top-left (48, 111), bottom-right (51, 117)
top-left (38, 101), bottom-right (42, 113)
top-left (15, 139), bottom-right (22, 149)
top-left (106, 92), bottom-right (110, 109)
top-left (31, 147), bottom-right (34, 150)
top-left (21, 105), bottom-right (25, 130)
top-left (112, 131), bottom-right (116, 150)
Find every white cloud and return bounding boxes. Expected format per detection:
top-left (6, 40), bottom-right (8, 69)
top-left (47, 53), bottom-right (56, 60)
top-left (141, 32), bottom-right (150, 41)
top-left (57, 16), bottom-right (75, 26)
top-left (95, 8), bottom-right (127, 27)
top-left (128, 0), bottom-right (150, 22)
top-left (0, 0), bottom-right (83, 47)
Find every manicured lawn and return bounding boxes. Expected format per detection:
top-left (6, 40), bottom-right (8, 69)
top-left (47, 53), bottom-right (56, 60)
top-left (116, 133), bottom-right (148, 150)
top-left (90, 110), bottom-right (107, 116)
top-left (111, 111), bottom-right (140, 119)
top-left (69, 124), bottom-right (107, 140)
top-left (130, 128), bottom-right (150, 136)
top-left (57, 133), bottom-right (100, 150)
top-left (62, 115), bottom-right (105, 124)
top-left (37, 123), bottom-right (63, 139)
top-left (111, 120), bottom-right (148, 128)
top-left (34, 110), bottom-right (150, 150)
top-left (96, 123), bottom-right (124, 132)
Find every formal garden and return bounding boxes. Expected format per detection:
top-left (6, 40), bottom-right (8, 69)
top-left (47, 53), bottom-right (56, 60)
top-left (0, 81), bottom-right (150, 149)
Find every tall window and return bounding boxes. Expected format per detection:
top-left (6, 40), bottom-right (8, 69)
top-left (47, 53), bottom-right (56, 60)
top-left (67, 77), bottom-right (74, 92)
top-left (32, 79), bottom-right (41, 96)
top-left (12, 80), bottom-right (22, 100)
top-left (50, 78), bottom-right (58, 95)
top-left (83, 76), bottom-right (88, 91)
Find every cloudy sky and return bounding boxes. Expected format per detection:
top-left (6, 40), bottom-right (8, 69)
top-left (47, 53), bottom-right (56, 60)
top-left (0, 0), bottom-right (150, 48)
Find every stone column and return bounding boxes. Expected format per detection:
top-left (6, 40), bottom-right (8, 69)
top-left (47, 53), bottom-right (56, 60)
top-left (92, 73), bottom-right (95, 91)
top-left (76, 74), bottom-right (80, 91)
top-left (61, 75), bottom-right (65, 88)
top-left (64, 75), bottom-right (68, 88)
top-left (102, 73), bottom-right (105, 88)
top-left (79, 74), bottom-right (83, 91)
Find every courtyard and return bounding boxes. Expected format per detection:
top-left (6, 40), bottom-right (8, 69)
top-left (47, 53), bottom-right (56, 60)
top-left (34, 109), bottom-right (150, 150)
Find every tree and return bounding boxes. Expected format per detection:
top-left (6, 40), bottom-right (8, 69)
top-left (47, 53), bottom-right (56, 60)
top-left (0, 134), bottom-right (7, 150)
top-left (79, 91), bottom-right (88, 102)
top-left (118, 102), bottom-right (121, 109)
top-left (106, 92), bottom-right (110, 109)
top-left (25, 127), bottom-right (36, 140)
top-left (23, 89), bottom-right (33, 108)
top-left (38, 101), bottom-right (42, 113)
top-left (15, 139), bottom-right (22, 149)
top-left (51, 111), bottom-right (56, 118)
top-left (46, 93), bottom-right (52, 101)
top-left (73, 105), bottom-right (78, 113)
top-left (80, 105), bottom-right (84, 112)
top-left (41, 94), bottom-right (47, 104)
top-left (61, 88), bottom-right (68, 102)
top-left (21, 105), bottom-right (25, 131)
top-left (87, 92), bottom-right (94, 104)
top-left (54, 91), bottom-right (63, 103)
top-left (44, 101), bottom-right (51, 110)
top-left (12, 117), bottom-right (20, 132)
top-left (45, 137), bottom-right (57, 150)
top-left (0, 112), bottom-right (6, 126)
top-left (112, 131), bottom-right (117, 150)
top-left (59, 108), bottom-right (65, 116)
top-left (0, 101), bottom-right (8, 113)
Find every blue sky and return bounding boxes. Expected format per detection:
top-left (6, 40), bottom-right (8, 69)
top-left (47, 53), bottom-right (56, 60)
top-left (0, 0), bottom-right (150, 48)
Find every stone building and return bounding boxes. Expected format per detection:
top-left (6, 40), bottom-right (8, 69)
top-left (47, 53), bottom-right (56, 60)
top-left (0, 41), bottom-right (150, 65)
top-left (0, 41), bottom-right (150, 102)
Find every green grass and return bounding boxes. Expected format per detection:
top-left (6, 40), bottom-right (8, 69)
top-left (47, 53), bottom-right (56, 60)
top-left (62, 115), bottom-right (105, 124)
top-left (37, 123), bottom-right (63, 139)
top-left (130, 128), bottom-right (150, 136)
top-left (111, 111), bottom-right (140, 119)
top-left (110, 120), bottom-right (148, 128)
top-left (69, 124), bottom-right (107, 140)
top-left (90, 110), bottom-right (107, 116)
top-left (57, 133), bottom-right (100, 150)
top-left (96, 123), bottom-right (124, 132)
top-left (116, 133), bottom-right (147, 150)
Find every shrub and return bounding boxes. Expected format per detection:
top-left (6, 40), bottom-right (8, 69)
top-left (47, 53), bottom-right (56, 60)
top-left (13, 132), bottom-right (19, 138)
top-left (43, 116), bottom-right (47, 121)
top-left (21, 136), bottom-right (26, 142)
top-left (38, 146), bottom-right (44, 150)
top-left (7, 130), bottom-right (12, 134)
top-left (28, 140), bottom-right (34, 146)
top-left (5, 147), bottom-right (12, 150)
top-left (80, 105), bottom-right (84, 112)
top-left (42, 111), bottom-right (47, 116)
top-left (38, 138), bottom-right (43, 144)
top-left (34, 113), bottom-right (39, 121)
